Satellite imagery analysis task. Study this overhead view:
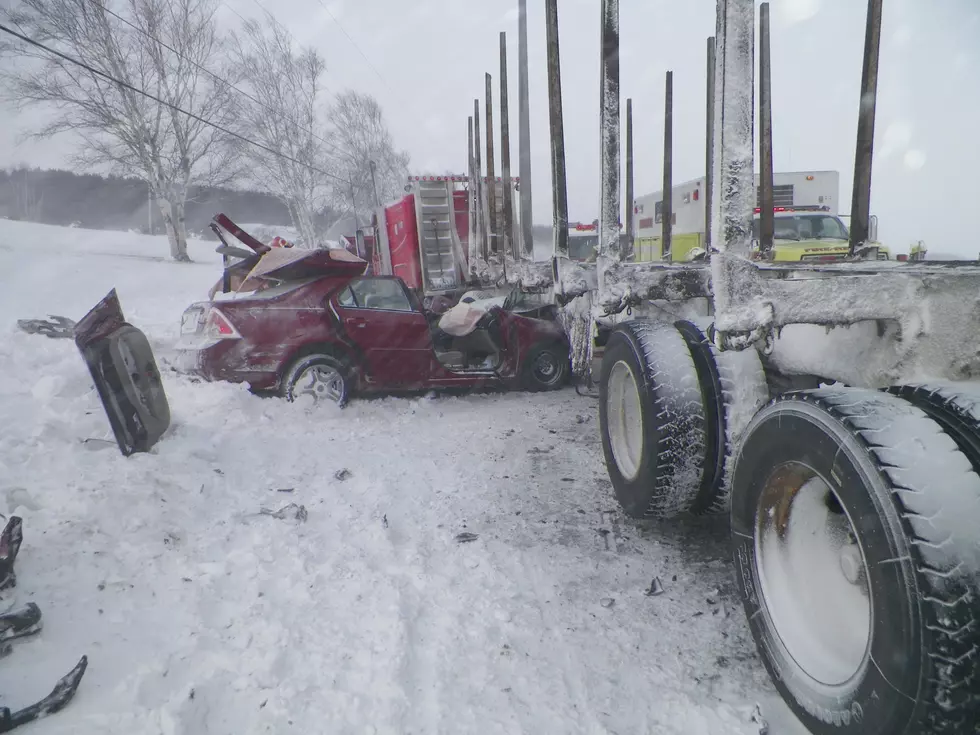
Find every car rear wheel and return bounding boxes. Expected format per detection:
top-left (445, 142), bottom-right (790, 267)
top-left (522, 343), bottom-right (570, 391)
top-left (731, 388), bottom-right (980, 734)
top-left (281, 354), bottom-right (351, 406)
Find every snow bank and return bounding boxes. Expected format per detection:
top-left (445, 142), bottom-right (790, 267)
top-left (0, 220), bottom-right (805, 734)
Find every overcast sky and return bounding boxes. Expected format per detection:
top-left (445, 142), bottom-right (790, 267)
top-left (1, 0), bottom-right (978, 255)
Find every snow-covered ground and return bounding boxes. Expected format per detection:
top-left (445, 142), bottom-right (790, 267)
top-left (0, 220), bottom-right (807, 734)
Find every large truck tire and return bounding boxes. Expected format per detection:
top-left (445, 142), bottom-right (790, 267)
top-left (731, 387), bottom-right (980, 735)
top-left (674, 320), bottom-right (769, 514)
top-left (887, 383), bottom-right (980, 474)
top-left (598, 320), bottom-right (709, 519)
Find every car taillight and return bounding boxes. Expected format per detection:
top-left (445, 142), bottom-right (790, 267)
top-left (205, 308), bottom-right (241, 340)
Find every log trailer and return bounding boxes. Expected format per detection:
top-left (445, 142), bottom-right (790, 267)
top-left (475, 0), bottom-right (980, 732)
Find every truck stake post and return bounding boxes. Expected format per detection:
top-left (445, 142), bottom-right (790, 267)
top-left (704, 36), bottom-right (715, 251)
top-left (662, 71), bottom-right (673, 260)
top-left (625, 97), bottom-right (634, 261)
top-left (545, 0), bottom-right (569, 258)
top-left (500, 31), bottom-right (516, 262)
top-left (848, 0), bottom-right (883, 256)
top-left (598, 0), bottom-right (621, 265)
top-left (758, 3), bottom-right (774, 252)
top-left (485, 72), bottom-right (498, 255)
top-left (474, 98), bottom-right (488, 261)
top-left (518, 0), bottom-right (534, 257)
top-left (710, 0), bottom-right (754, 258)
top-left (467, 116), bottom-right (477, 267)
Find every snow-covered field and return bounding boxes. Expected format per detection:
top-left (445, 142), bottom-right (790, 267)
top-left (0, 220), bottom-right (806, 734)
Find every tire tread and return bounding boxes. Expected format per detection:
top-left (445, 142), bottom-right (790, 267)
top-left (774, 388), bottom-right (980, 733)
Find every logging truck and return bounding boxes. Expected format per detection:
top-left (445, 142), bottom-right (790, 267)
top-left (472, 0), bottom-right (980, 732)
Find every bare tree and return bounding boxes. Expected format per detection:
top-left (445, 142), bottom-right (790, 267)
top-left (0, 0), bottom-right (239, 261)
top-left (327, 90), bottom-right (410, 216)
top-left (230, 15), bottom-right (330, 248)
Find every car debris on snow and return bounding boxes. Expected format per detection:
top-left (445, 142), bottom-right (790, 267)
top-left (258, 503), bottom-right (308, 523)
top-left (334, 468), bottom-right (352, 482)
top-left (600, 597), bottom-right (615, 608)
top-left (646, 577), bottom-right (665, 596)
top-left (16, 315), bottom-right (76, 339)
top-left (454, 532), bottom-right (479, 543)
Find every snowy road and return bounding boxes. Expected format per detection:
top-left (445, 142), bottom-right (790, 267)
top-left (0, 221), bottom-right (807, 734)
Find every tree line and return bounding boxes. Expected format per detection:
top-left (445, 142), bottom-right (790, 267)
top-left (0, 0), bottom-right (410, 260)
top-left (0, 166), bottom-right (327, 236)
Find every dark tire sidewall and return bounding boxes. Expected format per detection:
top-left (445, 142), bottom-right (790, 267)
top-left (523, 343), bottom-right (569, 391)
top-left (674, 320), bottom-right (726, 514)
top-left (731, 400), bottom-right (923, 734)
top-left (282, 354), bottom-right (350, 406)
top-left (599, 331), bottom-right (662, 518)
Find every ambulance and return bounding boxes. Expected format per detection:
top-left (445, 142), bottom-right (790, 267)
top-left (632, 170), bottom-right (889, 262)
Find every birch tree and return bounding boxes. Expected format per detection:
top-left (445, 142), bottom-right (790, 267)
top-left (0, 0), bottom-right (238, 261)
top-left (230, 15), bottom-right (330, 248)
top-left (327, 90), bottom-right (410, 216)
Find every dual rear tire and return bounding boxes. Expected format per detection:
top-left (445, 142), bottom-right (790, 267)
top-left (598, 320), bottom-right (980, 734)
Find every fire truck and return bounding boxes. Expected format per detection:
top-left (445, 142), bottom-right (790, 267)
top-left (369, 175), bottom-right (523, 301)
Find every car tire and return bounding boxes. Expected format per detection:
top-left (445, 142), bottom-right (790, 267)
top-left (280, 353), bottom-right (351, 406)
top-left (598, 320), bottom-right (707, 519)
top-left (731, 387), bottom-right (980, 735)
top-left (521, 342), bottom-right (570, 391)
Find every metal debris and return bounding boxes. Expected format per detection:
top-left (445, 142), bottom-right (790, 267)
top-left (455, 532), bottom-right (479, 543)
top-left (645, 577), bottom-right (665, 596)
top-left (259, 503), bottom-right (308, 522)
top-left (334, 468), bottom-right (352, 481)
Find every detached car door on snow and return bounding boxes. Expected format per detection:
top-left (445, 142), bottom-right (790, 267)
top-left (334, 277), bottom-right (434, 387)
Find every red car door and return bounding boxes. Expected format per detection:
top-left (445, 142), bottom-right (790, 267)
top-left (332, 277), bottom-right (434, 388)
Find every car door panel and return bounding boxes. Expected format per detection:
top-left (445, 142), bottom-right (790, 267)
top-left (333, 278), bottom-right (434, 387)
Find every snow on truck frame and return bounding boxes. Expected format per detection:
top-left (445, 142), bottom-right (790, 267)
top-left (458, 1), bottom-right (980, 733)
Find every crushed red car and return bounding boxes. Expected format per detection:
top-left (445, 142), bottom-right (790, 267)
top-left (175, 215), bottom-right (571, 404)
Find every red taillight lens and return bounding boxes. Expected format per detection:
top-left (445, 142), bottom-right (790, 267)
top-left (206, 308), bottom-right (240, 339)
top-left (897, 254), bottom-right (908, 262)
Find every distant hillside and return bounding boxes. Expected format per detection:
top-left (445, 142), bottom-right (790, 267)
top-left (0, 167), bottom-right (338, 239)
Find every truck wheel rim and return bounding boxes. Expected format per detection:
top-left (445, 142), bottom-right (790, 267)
top-left (607, 360), bottom-right (643, 481)
top-left (297, 365), bottom-right (344, 403)
top-left (755, 465), bottom-right (871, 686)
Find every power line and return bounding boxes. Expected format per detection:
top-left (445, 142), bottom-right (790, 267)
top-left (85, 0), bottom-right (344, 158)
top-left (0, 21), bottom-right (348, 183)
top-left (245, 0), bottom-right (337, 99)
top-left (311, 0), bottom-right (389, 90)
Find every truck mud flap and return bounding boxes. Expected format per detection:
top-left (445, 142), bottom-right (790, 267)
top-left (73, 289), bottom-right (171, 456)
